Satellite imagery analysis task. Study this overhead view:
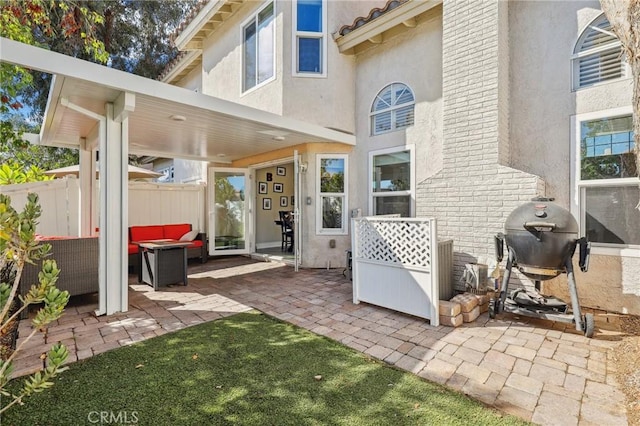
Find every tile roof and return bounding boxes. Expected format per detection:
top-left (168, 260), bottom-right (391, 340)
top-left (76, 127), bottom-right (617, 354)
top-left (338, 0), bottom-right (409, 37)
top-left (157, 50), bottom-right (189, 81)
top-left (172, 0), bottom-right (209, 43)
top-left (157, 0), bottom-right (208, 81)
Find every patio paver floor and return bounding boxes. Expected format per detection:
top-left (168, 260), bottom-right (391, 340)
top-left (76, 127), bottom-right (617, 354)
top-left (14, 256), bottom-right (629, 425)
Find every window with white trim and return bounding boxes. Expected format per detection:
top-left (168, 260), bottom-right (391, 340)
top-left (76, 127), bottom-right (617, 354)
top-left (572, 13), bottom-right (627, 90)
top-left (371, 83), bottom-right (415, 135)
top-left (292, 0), bottom-right (326, 76)
top-left (573, 109), bottom-right (639, 249)
top-left (316, 154), bottom-right (347, 234)
top-left (243, 1), bottom-right (275, 92)
top-left (369, 146), bottom-right (414, 217)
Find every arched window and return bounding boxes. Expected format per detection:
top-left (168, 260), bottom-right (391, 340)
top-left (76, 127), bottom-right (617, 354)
top-left (572, 14), bottom-right (627, 90)
top-left (370, 83), bottom-right (415, 135)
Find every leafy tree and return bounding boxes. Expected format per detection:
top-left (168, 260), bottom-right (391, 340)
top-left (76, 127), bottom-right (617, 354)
top-left (0, 162), bottom-right (53, 185)
top-left (1, 1), bottom-right (107, 170)
top-left (104, 1), bottom-right (199, 78)
top-left (1, 1), bottom-right (196, 170)
top-left (0, 193), bottom-right (70, 413)
top-left (600, 0), bottom-right (640, 207)
top-left (6, 0), bottom-right (197, 125)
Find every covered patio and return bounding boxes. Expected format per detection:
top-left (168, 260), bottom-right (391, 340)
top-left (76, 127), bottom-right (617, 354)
top-left (1, 36), bottom-right (355, 317)
top-left (13, 257), bottom-right (629, 425)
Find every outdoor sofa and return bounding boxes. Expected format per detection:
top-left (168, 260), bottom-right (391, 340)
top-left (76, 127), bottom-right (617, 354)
top-left (128, 223), bottom-right (207, 273)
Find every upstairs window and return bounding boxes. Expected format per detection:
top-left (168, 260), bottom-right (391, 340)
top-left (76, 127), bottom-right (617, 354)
top-left (292, 0), bottom-right (326, 76)
top-left (572, 13), bottom-right (627, 90)
top-left (371, 83), bottom-right (415, 135)
top-left (243, 2), bottom-right (275, 92)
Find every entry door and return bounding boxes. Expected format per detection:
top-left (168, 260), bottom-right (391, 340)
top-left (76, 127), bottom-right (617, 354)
top-left (293, 151), bottom-right (301, 271)
top-left (208, 168), bottom-right (251, 256)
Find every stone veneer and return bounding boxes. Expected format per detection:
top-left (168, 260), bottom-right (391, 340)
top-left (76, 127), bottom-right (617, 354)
top-left (416, 0), bottom-right (545, 292)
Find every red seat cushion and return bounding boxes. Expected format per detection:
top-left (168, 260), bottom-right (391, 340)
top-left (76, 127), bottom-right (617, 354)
top-left (128, 243), bottom-right (139, 254)
top-left (163, 224), bottom-right (192, 240)
top-left (130, 225), bottom-right (164, 242)
top-left (186, 240), bottom-right (203, 249)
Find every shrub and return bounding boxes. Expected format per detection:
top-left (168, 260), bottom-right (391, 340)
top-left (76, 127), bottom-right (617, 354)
top-left (0, 193), bottom-right (69, 414)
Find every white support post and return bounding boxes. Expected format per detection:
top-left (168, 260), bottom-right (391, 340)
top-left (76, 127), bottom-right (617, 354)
top-left (98, 102), bottom-right (129, 316)
top-left (78, 142), bottom-right (93, 237)
top-left (429, 219), bottom-right (440, 326)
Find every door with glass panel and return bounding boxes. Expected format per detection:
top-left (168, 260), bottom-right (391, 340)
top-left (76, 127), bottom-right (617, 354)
top-left (293, 151), bottom-right (302, 270)
top-left (208, 168), bottom-right (251, 256)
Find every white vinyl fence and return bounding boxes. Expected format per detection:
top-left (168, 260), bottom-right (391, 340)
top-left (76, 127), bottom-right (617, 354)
top-left (1, 179), bottom-right (206, 236)
top-left (0, 178), bottom-right (80, 236)
top-left (352, 217), bottom-right (440, 325)
top-left (128, 182), bottom-right (206, 233)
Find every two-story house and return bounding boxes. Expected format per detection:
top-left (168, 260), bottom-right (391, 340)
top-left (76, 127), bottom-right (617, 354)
top-left (155, 0), bottom-right (637, 315)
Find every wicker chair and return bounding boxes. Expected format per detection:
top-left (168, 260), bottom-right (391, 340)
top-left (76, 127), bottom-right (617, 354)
top-left (20, 237), bottom-right (99, 317)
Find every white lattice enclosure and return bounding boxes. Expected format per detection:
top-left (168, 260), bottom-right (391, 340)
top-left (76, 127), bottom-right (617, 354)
top-left (352, 217), bottom-right (439, 325)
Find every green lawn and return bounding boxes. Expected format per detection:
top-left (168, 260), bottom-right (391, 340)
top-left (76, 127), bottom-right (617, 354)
top-left (4, 311), bottom-right (530, 425)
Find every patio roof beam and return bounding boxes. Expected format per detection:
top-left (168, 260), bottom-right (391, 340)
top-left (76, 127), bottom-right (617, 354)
top-left (60, 98), bottom-right (104, 122)
top-left (114, 92), bottom-right (135, 123)
top-left (83, 122), bottom-right (101, 151)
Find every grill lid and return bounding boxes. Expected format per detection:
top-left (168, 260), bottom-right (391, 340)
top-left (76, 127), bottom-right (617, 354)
top-left (505, 197), bottom-right (578, 234)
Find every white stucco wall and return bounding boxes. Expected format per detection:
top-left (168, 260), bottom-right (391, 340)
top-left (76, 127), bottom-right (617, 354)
top-left (200, 1), bottom-right (284, 114)
top-left (351, 6), bottom-right (443, 217)
top-left (508, 0), bottom-right (639, 314)
top-left (196, 0), bottom-right (370, 132)
top-left (295, 5), bottom-right (445, 269)
top-left (176, 65), bottom-right (203, 93)
top-left (509, 1), bottom-right (632, 207)
top-left (418, 0), bottom-right (546, 297)
top-left (279, 0), bottom-right (363, 134)
top-left (299, 150), bottom-right (351, 269)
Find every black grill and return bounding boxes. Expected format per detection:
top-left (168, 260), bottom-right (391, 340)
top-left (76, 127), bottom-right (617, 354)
top-left (490, 197), bottom-right (595, 337)
top-left (498, 197), bottom-right (588, 280)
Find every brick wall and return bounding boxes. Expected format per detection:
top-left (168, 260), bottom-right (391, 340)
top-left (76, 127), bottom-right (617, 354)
top-left (416, 0), bottom-right (545, 292)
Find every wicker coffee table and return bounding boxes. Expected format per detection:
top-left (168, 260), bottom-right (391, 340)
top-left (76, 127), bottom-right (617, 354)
top-left (137, 241), bottom-right (191, 290)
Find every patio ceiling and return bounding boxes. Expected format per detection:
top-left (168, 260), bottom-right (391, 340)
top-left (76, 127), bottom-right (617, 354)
top-left (1, 38), bottom-right (355, 163)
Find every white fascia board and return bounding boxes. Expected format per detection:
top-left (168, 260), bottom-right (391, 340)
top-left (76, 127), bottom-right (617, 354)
top-left (40, 74), bottom-right (70, 147)
top-left (335, 0), bottom-right (442, 54)
top-left (160, 49), bottom-right (201, 84)
top-left (1, 37), bottom-right (356, 146)
top-left (174, 1), bottom-right (227, 50)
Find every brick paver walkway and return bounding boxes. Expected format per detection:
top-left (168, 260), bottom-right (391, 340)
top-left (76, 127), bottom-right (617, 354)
top-left (14, 256), bottom-right (628, 425)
